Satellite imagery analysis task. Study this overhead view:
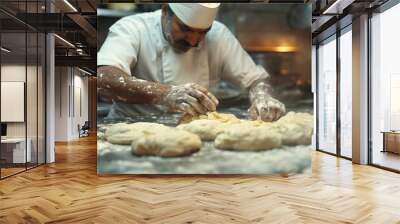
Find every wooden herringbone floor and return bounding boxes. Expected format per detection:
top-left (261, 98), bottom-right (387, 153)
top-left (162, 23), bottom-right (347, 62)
top-left (1, 135), bottom-right (400, 224)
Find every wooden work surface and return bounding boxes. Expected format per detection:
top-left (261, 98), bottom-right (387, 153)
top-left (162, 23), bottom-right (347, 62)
top-left (1, 135), bottom-right (400, 223)
top-left (382, 131), bottom-right (400, 154)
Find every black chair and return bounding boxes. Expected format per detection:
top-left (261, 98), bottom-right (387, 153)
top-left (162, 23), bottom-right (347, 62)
top-left (79, 121), bottom-right (90, 138)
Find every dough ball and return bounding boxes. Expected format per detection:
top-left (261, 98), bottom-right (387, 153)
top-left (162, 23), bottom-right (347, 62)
top-left (274, 112), bottom-right (314, 145)
top-left (277, 112), bottom-right (313, 128)
top-left (105, 122), bottom-right (202, 157)
top-left (204, 112), bottom-right (240, 123)
top-left (105, 123), bottom-right (132, 137)
top-left (214, 124), bottom-right (282, 151)
top-left (272, 123), bottom-right (310, 145)
top-left (239, 119), bottom-right (270, 127)
top-left (211, 112), bottom-right (313, 151)
top-left (179, 111), bottom-right (240, 124)
top-left (177, 112), bottom-right (241, 141)
top-left (132, 129), bottom-right (202, 157)
top-left (105, 122), bottom-right (169, 145)
top-left (106, 131), bottom-right (143, 145)
top-left (177, 119), bottom-right (229, 141)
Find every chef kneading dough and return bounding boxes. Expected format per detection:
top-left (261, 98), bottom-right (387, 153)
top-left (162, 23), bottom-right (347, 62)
top-left (105, 122), bottom-right (202, 157)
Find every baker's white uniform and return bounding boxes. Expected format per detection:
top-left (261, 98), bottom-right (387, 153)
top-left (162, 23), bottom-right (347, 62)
top-left (98, 10), bottom-right (269, 118)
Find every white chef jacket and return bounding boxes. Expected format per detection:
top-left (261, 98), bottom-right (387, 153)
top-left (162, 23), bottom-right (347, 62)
top-left (98, 10), bottom-right (269, 118)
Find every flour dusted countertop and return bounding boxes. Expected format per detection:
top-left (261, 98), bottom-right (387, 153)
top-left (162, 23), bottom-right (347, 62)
top-left (97, 107), bottom-right (313, 175)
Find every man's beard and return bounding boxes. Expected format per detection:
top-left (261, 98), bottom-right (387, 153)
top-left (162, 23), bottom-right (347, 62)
top-left (164, 20), bottom-right (198, 53)
top-left (172, 39), bottom-right (195, 53)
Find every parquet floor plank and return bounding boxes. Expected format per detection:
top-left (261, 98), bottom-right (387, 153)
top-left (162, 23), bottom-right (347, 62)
top-left (0, 135), bottom-right (399, 223)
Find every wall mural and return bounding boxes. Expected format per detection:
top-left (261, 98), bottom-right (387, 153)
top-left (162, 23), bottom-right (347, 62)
top-left (97, 3), bottom-right (313, 175)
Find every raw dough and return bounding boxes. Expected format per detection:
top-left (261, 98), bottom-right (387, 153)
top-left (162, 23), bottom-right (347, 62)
top-left (105, 122), bottom-right (169, 145)
top-left (105, 122), bottom-right (202, 157)
top-left (273, 112), bottom-right (314, 145)
top-left (177, 112), bottom-right (241, 141)
top-left (214, 123), bottom-right (282, 151)
top-left (181, 111), bottom-right (313, 151)
top-left (179, 111), bottom-right (240, 124)
top-left (203, 112), bottom-right (240, 123)
top-left (177, 112), bottom-right (270, 142)
top-left (178, 119), bottom-right (226, 141)
top-left (105, 112), bottom-right (313, 155)
top-left (132, 129), bottom-right (202, 157)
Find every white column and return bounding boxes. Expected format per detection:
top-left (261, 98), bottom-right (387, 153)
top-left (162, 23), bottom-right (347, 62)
top-left (54, 67), bottom-right (73, 141)
top-left (46, 33), bottom-right (55, 163)
top-left (45, 1), bottom-right (55, 163)
top-left (352, 14), bottom-right (369, 164)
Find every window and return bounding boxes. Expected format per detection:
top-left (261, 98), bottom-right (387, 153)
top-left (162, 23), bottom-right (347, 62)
top-left (317, 36), bottom-right (337, 154)
top-left (0, 1), bottom-right (47, 179)
top-left (339, 27), bottom-right (352, 158)
top-left (370, 2), bottom-right (400, 171)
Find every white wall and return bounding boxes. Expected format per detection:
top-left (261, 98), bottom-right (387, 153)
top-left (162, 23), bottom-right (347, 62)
top-left (55, 66), bottom-right (69, 141)
top-left (1, 65), bottom-right (40, 137)
top-left (1, 65), bottom-right (26, 139)
top-left (54, 67), bottom-right (89, 141)
top-left (72, 73), bottom-right (89, 138)
top-left (1, 82), bottom-right (25, 122)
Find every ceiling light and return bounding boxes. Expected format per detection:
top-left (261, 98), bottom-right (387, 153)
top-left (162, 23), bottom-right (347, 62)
top-left (1, 47), bottom-right (11, 53)
top-left (76, 48), bottom-right (85, 55)
top-left (274, 46), bottom-right (296, 53)
top-left (322, 0), bottom-right (354, 15)
top-left (54, 34), bottom-right (75, 48)
top-left (78, 67), bottom-right (93, 76)
top-left (63, 0), bottom-right (78, 12)
top-left (323, 0), bottom-right (342, 14)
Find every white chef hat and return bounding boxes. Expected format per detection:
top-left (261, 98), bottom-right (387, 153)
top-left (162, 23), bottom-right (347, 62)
top-left (168, 3), bottom-right (220, 29)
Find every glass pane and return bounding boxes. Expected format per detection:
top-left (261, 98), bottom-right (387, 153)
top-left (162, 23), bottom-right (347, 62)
top-left (340, 29), bottom-right (352, 158)
top-left (1, 31), bottom-right (27, 177)
top-left (27, 31), bottom-right (38, 169)
top-left (1, 0), bottom-right (46, 178)
top-left (317, 37), bottom-right (337, 154)
top-left (0, 1), bottom-right (29, 32)
top-left (371, 4), bottom-right (400, 171)
top-left (38, 33), bottom-right (45, 165)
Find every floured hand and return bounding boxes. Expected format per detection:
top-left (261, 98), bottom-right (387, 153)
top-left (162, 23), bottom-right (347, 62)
top-left (248, 79), bottom-right (285, 122)
top-left (249, 96), bottom-right (286, 122)
top-left (161, 83), bottom-right (219, 116)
